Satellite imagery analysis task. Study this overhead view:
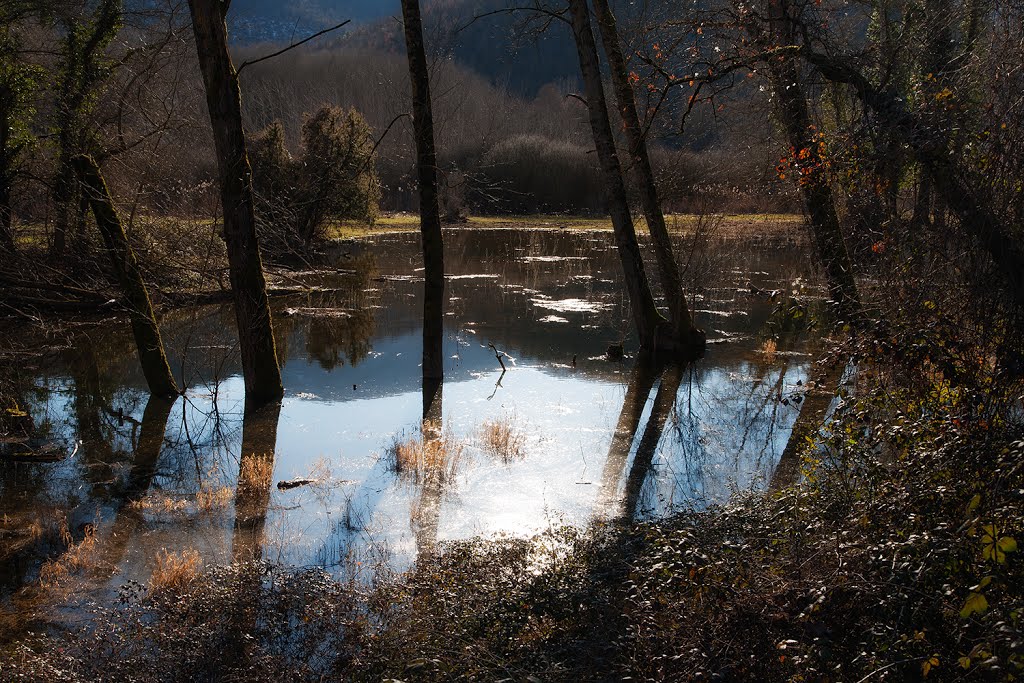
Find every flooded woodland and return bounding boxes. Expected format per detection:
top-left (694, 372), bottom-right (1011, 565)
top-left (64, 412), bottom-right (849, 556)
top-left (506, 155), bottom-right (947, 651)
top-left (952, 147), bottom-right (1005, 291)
top-left (3, 0), bottom-right (1023, 678)
top-left (2, 227), bottom-right (824, 602)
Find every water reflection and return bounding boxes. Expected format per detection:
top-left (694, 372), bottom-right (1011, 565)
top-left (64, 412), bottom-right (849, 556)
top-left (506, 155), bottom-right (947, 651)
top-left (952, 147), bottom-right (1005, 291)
top-left (413, 377), bottom-right (444, 559)
top-left (1, 228), bottom-right (820, 595)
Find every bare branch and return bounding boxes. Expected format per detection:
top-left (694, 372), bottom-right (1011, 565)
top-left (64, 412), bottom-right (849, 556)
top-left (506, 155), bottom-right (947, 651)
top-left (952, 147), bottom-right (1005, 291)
top-left (237, 20), bottom-right (352, 75)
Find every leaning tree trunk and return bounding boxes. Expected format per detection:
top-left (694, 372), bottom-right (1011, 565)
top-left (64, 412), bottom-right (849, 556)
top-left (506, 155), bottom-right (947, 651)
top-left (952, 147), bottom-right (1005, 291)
top-left (188, 0), bottom-right (284, 406)
top-left (568, 0), bottom-right (665, 350)
top-left (401, 0), bottom-right (445, 382)
top-left (72, 155), bottom-right (178, 398)
top-left (802, 50), bottom-right (1024, 312)
top-left (592, 0), bottom-right (703, 356)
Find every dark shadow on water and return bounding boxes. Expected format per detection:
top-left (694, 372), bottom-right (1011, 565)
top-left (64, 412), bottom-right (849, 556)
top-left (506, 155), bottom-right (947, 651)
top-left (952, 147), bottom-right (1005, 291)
top-left (597, 354), bottom-right (663, 513)
top-left (231, 401), bottom-right (283, 563)
top-left (622, 363), bottom-right (686, 519)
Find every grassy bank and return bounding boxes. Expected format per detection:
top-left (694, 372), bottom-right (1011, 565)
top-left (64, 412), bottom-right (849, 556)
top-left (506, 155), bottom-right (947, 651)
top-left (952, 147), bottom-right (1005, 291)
top-left (326, 212), bottom-right (806, 240)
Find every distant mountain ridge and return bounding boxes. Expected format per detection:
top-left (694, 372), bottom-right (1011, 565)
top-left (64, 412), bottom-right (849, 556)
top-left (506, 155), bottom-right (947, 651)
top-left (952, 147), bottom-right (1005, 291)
top-left (228, 0), bottom-right (581, 95)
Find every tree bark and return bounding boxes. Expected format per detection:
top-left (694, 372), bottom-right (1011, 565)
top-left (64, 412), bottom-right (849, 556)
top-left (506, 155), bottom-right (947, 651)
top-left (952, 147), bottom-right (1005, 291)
top-left (592, 0), bottom-right (704, 356)
top-left (0, 179), bottom-right (13, 252)
top-left (765, 1), bottom-right (861, 322)
top-left (72, 154), bottom-right (178, 398)
top-left (188, 0), bottom-right (284, 407)
top-left (400, 0), bottom-right (446, 382)
top-left (567, 0), bottom-right (665, 350)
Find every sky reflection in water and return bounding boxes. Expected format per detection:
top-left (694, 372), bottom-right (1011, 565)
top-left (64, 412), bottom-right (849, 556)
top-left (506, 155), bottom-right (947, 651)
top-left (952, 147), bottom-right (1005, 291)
top-left (2, 228), bottom-right (816, 589)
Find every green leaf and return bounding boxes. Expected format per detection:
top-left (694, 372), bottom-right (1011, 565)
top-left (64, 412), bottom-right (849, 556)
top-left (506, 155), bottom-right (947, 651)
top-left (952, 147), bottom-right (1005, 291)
top-left (967, 493), bottom-right (982, 514)
top-left (960, 592), bottom-right (988, 618)
top-left (997, 536), bottom-right (1017, 554)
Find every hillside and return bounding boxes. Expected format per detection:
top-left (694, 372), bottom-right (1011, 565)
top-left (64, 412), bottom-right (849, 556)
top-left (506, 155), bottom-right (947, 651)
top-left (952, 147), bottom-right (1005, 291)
top-left (228, 0), bottom-right (581, 95)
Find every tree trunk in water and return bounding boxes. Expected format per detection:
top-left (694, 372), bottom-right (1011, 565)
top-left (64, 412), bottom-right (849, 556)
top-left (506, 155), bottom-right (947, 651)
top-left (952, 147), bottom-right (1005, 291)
top-left (591, 0), bottom-right (704, 357)
top-left (598, 353), bottom-right (662, 511)
top-left (188, 0), bottom-right (284, 407)
top-left (770, 62), bottom-right (861, 320)
top-left (622, 362), bottom-right (685, 518)
top-left (568, 0), bottom-right (665, 350)
top-left (401, 0), bottom-right (445, 382)
top-left (415, 375), bottom-right (444, 560)
top-left (72, 154), bottom-right (178, 398)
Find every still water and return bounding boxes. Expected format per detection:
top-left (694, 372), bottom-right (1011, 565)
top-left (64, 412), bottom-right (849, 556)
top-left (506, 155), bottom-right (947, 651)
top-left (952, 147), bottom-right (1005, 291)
top-left (1, 228), bottom-right (818, 594)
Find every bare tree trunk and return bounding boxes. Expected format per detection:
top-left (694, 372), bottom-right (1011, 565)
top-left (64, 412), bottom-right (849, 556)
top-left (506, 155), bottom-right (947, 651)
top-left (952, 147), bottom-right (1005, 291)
top-left (592, 0), bottom-right (704, 356)
top-left (72, 154), bottom-right (178, 398)
top-left (568, 0), bottom-right (665, 350)
top-left (769, 58), bottom-right (861, 320)
top-left (414, 375), bottom-right (444, 560)
top-left (188, 0), bottom-right (284, 407)
top-left (764, 1), bottom-right (860, 321)
top-left (51, 155), bottom-right (74, 256)
top-left (401, 0), bottom-right (445, 382)
top-left (0, 179), bottom-right (13, 252)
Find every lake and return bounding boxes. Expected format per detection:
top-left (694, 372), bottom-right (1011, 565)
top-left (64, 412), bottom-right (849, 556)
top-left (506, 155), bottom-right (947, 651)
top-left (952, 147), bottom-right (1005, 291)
top-left (0, 226), bottom-right (820, 597)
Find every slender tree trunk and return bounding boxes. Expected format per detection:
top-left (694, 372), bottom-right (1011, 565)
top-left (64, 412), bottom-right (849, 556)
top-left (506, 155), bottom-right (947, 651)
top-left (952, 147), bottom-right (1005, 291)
top-left (0, 179), bottom-right (14, 252)
top-left (51, 152), bottom-right (74, 256)
top-left (764, 4), bottom-right (860, 321)
top-left (188, 0), bottom-right (284, 406)
top-left (592, 0), bottom-right (704, 356)
top-left (72, 154), bottom-right (178, 398)
top-left (415, 375), bottom-right (444, 560)
top-left (568, 0), bottom-right (665, 350)
top-left (401, 0), bottom-right (445, 382)
top-left (771, 61), bottom-right (860, 321)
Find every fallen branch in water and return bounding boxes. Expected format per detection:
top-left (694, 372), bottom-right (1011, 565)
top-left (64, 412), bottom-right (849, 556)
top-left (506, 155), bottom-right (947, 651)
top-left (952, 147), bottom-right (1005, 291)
top-left (487, 343), bottom-right (507, 371)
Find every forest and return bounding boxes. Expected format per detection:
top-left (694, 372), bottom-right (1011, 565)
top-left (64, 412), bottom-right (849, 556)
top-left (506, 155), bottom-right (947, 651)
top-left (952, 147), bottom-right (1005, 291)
top-left (0, 0), bottom-right (1022, 680)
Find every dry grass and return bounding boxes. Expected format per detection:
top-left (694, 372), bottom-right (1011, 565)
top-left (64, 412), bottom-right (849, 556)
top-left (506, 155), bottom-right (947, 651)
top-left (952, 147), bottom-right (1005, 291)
top-left (150, 548), bottom-right (202, 592)
top-left (127, 485), bottom-right (232, 517)
top-left (196, 485), bottom-right (234, 513)
top-left (326, 213), bottom-right (806, 240)
top-left (759, 338), bottom-right (778, 361)
top-left (479, 412), bottom-right (527, 463)
top-left (37, 517), bottom-right (98, 590)
top-left (386, 421), bottom-right (464, 484)
top-left (238, 455), bottom-right (274, 493)
top-left (129, 493), bottom-right (190, 515)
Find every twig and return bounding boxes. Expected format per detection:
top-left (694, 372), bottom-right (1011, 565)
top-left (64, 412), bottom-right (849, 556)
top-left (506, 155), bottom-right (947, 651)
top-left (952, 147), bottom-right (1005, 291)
top-left (487, 343), bottom-right (507, 371)
top-left (486, 369), bottom-right (506, 401)
top-left (237, 20), bottom-right (352, 75)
